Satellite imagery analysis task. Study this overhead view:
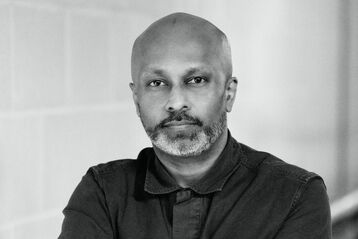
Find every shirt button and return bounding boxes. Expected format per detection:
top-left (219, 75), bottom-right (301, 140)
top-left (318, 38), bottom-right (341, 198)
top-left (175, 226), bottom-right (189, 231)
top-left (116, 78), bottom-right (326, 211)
top-left (176, 189), bottom-right (192, 203)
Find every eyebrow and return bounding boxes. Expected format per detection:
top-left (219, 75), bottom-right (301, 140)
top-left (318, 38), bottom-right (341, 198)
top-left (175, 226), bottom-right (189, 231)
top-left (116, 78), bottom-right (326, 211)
top-left (183, 67), bottom-right (207, 78)
top-left (140, 69), bottom-right (165, 79)
top-left (140, 66), bottom-right (212, 79)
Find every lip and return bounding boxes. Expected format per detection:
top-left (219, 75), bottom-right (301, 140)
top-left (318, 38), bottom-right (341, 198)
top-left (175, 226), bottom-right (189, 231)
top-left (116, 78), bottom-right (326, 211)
top-left (163, 120), bottom-right (197, 127)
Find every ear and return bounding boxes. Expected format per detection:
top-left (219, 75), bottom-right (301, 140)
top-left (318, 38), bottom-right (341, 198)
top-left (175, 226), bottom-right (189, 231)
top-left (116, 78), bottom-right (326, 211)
top-left (129, 82), bottom-right (140, 117)
top-left (224, 76), bottom-right (238, 112)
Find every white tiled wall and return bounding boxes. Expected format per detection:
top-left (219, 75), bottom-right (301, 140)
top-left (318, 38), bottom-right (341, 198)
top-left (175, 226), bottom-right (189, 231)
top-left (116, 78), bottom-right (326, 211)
top-left (12, 5), bottom-right (65, 109)
top-left (0, 0), bottom-right (357, 238)
top-left (0, 5), bottom-right (11, 110)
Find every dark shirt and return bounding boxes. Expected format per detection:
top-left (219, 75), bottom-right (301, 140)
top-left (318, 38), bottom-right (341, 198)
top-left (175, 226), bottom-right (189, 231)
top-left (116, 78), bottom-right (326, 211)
top-left (59, 134), bottom-right (332, 239)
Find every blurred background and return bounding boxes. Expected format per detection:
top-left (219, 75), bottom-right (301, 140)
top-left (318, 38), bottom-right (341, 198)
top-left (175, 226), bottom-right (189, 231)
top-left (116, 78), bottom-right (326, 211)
top-left (0, 0), bottom-right (357, 238)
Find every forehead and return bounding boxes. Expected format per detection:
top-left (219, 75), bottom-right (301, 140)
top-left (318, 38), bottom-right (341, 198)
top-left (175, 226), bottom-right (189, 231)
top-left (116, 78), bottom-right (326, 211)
top-left (136, 37), bottom-right (222, 77)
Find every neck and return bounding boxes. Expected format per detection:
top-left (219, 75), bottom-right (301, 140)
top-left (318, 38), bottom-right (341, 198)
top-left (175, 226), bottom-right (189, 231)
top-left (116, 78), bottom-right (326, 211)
top-left (153, 129), bottom-right (228, 188)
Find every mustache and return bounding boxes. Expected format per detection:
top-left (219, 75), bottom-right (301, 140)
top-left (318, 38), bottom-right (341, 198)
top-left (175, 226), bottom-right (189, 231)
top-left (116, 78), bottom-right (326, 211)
top-left (156, 111), bottom-right (203, 129)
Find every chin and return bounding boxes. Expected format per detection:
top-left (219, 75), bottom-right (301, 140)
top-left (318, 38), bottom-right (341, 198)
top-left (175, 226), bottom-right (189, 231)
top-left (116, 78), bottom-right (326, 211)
top-left (152, 130), bottom-right (212, 157)
top-left (146, 111), bottom-right (227, 157)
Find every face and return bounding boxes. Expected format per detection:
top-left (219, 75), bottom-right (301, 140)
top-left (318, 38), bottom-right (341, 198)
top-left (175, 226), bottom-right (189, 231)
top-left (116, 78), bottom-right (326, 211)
top-left (131, 38), bottom-right (236, 157)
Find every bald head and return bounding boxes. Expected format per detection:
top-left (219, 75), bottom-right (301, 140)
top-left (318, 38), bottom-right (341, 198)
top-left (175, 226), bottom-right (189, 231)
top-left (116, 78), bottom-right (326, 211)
top-left (131, 12), bottom-right (232, 83)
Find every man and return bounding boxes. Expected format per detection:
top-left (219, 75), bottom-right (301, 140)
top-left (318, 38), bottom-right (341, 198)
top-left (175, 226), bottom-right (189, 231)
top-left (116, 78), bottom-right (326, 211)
top-left (59, 12), bottom-right (331, 238)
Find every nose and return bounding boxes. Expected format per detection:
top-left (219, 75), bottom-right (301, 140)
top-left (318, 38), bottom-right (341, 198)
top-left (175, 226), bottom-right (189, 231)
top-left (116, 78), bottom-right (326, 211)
top-left (165, 86), bottom-right (190, 112)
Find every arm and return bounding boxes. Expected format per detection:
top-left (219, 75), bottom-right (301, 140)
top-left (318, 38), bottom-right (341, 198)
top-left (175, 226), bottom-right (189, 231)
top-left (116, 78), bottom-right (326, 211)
top-left (58, 168), bottom-right (114, 239)
top-left (274, 178), bottom-right (332, 239)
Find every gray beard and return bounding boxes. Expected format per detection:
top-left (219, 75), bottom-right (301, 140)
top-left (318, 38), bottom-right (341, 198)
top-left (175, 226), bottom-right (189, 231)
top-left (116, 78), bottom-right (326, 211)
top-left (142, 112), bottom-right (227, 157)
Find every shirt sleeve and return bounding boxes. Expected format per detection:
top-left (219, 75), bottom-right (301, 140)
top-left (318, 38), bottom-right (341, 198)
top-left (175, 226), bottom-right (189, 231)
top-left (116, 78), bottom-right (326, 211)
top-left (274, 178), bottom-right (332, 239)
top-left (58, 168), bottom-right (114, 239)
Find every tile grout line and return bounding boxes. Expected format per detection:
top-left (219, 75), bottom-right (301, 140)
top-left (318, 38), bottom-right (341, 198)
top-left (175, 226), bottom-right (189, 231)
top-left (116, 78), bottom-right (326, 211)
top-left (64, 9), bottom-right (72, 105)
top-left (0, 102), bottom-right (135, 118)
top-left (38, 115), bottom-right (46, 213)
top-left (0, 224), bottom-right (15, 239)
top-left (0, 208), bottom-right (63, 231)
top-left (11, 0), bottom-right (122, 16)
top-left (9, 2), bottom-right (15, 111)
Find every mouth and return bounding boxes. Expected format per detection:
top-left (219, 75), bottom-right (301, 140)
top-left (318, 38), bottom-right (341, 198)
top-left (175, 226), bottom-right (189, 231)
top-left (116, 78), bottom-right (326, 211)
top-left (163, 120), bottom-right (198, 128)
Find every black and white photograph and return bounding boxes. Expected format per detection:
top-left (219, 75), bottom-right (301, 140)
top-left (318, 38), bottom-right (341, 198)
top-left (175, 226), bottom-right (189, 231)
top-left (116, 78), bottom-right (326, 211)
top-left (0, 0), bottom-right (357, 238)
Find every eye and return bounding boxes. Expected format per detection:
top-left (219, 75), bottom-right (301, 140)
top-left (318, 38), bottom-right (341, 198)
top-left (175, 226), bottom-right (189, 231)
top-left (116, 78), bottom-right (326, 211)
top-left (148, 80), bottom-right (166, 87)
top-left (187, 76), bottom-right (207, 85)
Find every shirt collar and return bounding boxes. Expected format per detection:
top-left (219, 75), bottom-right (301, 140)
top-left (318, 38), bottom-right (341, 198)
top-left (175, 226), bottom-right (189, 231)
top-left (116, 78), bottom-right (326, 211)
top-left (142, 131), bottom-right (243, 195)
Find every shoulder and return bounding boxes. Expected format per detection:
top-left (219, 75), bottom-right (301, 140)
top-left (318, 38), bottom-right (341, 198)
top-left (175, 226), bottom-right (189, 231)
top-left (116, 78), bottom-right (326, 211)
top-left (238, 142), bottom-right (327, 208)
top-left (237, 142), bottom-right (329, 216)
top-left (91, 159), bottom-right (138, 176)
top-left (239, 142), bottom-right (323, 185)
top-left (89, 147), bottom-right (154, 176)
top-left (83, 147), bottom-right (154, 195)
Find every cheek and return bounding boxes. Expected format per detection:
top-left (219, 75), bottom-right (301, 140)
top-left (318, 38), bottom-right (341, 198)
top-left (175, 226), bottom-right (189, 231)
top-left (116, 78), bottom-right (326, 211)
top-left (137, 94), bottom-right (166, 126)
top-left (139, 92), bottom-right (165, 112)
top-left (191, 90), bottom-right (226, 123)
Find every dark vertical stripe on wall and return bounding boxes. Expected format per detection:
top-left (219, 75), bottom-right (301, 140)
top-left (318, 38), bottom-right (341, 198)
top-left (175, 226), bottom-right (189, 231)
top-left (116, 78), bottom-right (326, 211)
top-left (336, 0), bottom-right (351, 198)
